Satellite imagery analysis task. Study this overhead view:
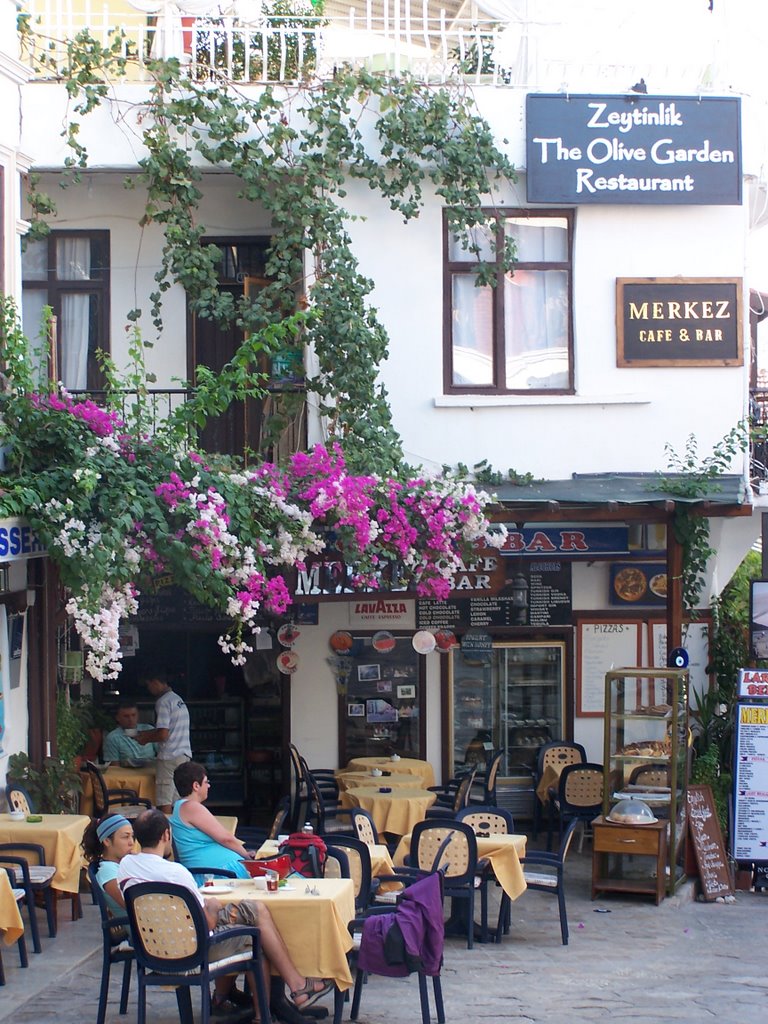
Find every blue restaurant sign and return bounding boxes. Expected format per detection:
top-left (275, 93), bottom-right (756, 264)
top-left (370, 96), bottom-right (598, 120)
top-left (526, 94), bottom-right (741, 205)
top-left (499, 525), bottom-right (629, 558)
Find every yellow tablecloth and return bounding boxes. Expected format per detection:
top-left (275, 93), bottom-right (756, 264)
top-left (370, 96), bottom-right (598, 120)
top-left (536, 763), bottom-right (563, 804)
top-left (342, 758), bottom-right (435, 789)
top-left (393, 831), bottom-right (528, 901)
top-left (343, 787), bottom-right (436, 836)
top-left (81, 764), bottom-right (157, 816)
top-left (0, 813), bottom-right (90, 893)
top-left (215, 877), bottom-right (355, 991)
top-left (0, 870), bottom-right (24, 946)
top-left (338, 772), bottom-right (420, 792)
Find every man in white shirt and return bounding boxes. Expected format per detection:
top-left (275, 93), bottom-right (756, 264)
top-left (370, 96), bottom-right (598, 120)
top-left (118, 810), bottom-right (332, 1023)
top-left (103, 702), bottom-right (157, 762)
top-left (136, 672), bottom-right (191, 811)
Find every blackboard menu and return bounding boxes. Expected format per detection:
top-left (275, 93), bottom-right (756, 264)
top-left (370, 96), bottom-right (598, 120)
top-left (134, 585), bottom-right (226, 624)
top-left (733, 703), bottom-right (768, 861)
top-left (417, 562), bottom-right (571, 630)
top-left (687, 785), bottom-right (733, 900)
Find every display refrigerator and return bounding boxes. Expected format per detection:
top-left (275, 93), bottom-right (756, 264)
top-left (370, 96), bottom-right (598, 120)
top-left (449, 641), bottom-right (566, 818)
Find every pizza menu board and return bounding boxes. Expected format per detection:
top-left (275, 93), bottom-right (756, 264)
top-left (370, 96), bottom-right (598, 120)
top-left (733, 703), bottom-right (768, 861)
top-left (576, 620), bottom-right (643, 716)
top-left (417, 562), bottom-right (572, 630)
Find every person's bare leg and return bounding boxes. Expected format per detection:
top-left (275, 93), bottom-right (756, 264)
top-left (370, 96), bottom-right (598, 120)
top-left (254, 905), bottom-right (326, 1005)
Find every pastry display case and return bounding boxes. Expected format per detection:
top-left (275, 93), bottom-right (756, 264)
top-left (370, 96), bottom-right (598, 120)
top-left (449, 641), bottom-right (566, 812)
top-left (598, 667), bottom-right (689, 898)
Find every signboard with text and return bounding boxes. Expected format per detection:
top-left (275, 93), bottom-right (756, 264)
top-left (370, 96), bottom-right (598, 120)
top-left (617, 278), bottom-right (743, 367)
top-left (526, 94), bottom-right (741, 205)
top-left (733, 703), bottom-right (768, 861)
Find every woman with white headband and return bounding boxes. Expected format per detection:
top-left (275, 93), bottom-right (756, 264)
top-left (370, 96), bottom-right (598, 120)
top-left (82, 814), bottom-right (135, 916)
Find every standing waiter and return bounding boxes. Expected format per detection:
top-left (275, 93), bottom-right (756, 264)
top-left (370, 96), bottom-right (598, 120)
top-left (137, 671), bottom-right (191, 812)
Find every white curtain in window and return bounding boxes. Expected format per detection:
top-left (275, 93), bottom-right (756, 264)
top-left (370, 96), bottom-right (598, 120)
top-left (57, 238), bottom-right (91, 390)
top-left (452, 277), bottom-right (494, 387)
top-left (21, 289), bottom-right (49, 387)
top-left (504, 269), bottom-right (568, 389)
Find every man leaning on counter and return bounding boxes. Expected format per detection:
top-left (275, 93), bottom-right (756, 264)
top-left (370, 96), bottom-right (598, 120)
top-left (103, 701), bottom-right (157, 761)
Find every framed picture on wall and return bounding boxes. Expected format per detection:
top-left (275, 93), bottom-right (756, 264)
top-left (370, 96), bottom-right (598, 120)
top-left (358, 664), bottom-right (381, 682)
top-left (397, 684), bottom-right (416, 699)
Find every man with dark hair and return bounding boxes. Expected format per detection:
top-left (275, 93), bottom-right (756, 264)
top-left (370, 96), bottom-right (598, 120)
top-left (103, 701), bottom-right (157, 762)
top-left (118, 810), bottom-right (332, 1024)
top-left (136, 672), bottom-right (191, 811)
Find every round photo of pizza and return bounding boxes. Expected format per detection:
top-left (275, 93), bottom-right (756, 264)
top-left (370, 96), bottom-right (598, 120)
top-left (649, 573), bottom-right (668, 598)
top-left (613, 567), bottom-right (647, 602)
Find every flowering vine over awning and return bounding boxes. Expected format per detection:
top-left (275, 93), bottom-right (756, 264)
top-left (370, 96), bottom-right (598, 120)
top-left (0, 376), bottom-right (505, 681)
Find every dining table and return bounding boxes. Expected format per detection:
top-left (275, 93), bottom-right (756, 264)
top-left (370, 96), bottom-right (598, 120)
top-left (337, 772), bottom-right (419, 792)
top-left (0, 812), bottom-right (91, 894)
top-left (80, 762), bottom-right (157, 816)
top-left (341, 757), bottom-right (435, 789)
top-left (0, 870), bottom-right (24, 947)
top-left (393, 830), bottom-right (528, 902)
top-left (342, 786), bottom-right (437, 837)
top-left (209, 876), bottom-right (355, 993)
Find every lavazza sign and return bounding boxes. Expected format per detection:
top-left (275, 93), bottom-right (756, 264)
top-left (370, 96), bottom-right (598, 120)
top-left (526, 94), bottom-right (741, 204)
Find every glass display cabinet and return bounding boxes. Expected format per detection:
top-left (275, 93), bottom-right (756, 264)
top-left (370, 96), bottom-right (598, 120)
top-left (450, 641), bottom-right (565, 817)
top-left (596, 667), bottom-right (689, 899)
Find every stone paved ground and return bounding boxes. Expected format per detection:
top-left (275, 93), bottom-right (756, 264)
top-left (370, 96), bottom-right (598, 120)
top-left (2, 847), bottom-right (767, 1024)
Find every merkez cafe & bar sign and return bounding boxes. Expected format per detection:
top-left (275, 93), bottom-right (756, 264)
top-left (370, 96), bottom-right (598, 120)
top-left (616, 278), bottom-right (743, 367)
top-left (526, 94), bottom-right (741, 205)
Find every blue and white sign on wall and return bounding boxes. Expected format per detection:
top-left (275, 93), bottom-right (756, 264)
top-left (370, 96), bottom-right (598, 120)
top-left (526, 94), bottom-right (741, 205)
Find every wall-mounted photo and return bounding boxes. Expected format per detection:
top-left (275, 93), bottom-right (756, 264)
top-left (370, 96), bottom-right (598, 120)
top-left (397, 684), bottom-right (416, 699)
top-left (348, 702), bottom-right (365, 717)
top-left (366, 698), bottom-right (398, 723)
top-left (358, 664), bottom-right (381, 682)
top-left (377, 680), bottom-right (393, 693)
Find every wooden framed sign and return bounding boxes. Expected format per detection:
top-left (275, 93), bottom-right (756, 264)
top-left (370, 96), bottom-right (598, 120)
top-left (687, 785), bottom-right (733, 900)
top-left (617, 278), bottom-right (743, 367)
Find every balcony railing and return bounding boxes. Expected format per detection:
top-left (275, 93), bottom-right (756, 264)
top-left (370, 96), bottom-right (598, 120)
top-left (18, 1), bottom-right (713, 89)
top-left (70, 385), bottom-right (307, 461)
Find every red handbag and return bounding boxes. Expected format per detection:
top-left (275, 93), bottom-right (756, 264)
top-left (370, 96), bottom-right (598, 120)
top-left (244, 854), bottom-right (292, 879)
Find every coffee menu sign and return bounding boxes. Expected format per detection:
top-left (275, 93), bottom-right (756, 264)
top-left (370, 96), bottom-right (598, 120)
top-left (526, 94), bottom-right (741, 205)
top-left (617, 278), bottom-right (743, 367)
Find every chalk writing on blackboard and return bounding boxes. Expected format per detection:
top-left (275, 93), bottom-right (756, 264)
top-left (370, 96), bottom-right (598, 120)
top-left (687, 784), bottom-right (733, 900)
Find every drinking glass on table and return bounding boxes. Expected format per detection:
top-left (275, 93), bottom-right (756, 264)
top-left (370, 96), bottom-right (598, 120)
top-left (266, 870), bottom-right (279, 892)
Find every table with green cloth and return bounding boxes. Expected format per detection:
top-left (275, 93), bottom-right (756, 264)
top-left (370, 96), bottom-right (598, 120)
top-left (393, 830), bottom-right (528, 902)
top-left (0, 869), bottom-right (24, 946)
top-left (80, 763), bottom-right (157, 816)
top-left (0, 812), bottom-right (90, 893)
top-left (209, 876), bottom-right (355, 992)
top-left (341, 757), bottom-right (435, 789)
top-left (342, 786), bottom-right (437, 837)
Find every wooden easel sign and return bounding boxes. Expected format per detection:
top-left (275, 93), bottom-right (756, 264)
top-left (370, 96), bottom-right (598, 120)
top-left (687, 785), bottom-right (734, 901)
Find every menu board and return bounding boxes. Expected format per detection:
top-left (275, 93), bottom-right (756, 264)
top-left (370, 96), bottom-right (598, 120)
top-left (576, 619), bottom-right (643, 716)
top-left (417, 562), bottom-right (571, 630)
top-left (733, 703), bottom-right (768, 861)
top-left (687, 785), bottom-right (733, 900)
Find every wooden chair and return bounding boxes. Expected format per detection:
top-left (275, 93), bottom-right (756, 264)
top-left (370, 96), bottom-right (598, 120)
top-left (546, 762), bottom-right (604, 852)
top-left (0, 869), bottom-right (28, 985)
top-left (84, 762), bottom-right (153, 820)
top-left (533, 741), bottom-right (587, 838)
top-left (498, 818), bottom-right (580, 945)
top-left (124, 881), bottom-right (271, 1024)
top-left (87, 862), bottom-right (133, 1024)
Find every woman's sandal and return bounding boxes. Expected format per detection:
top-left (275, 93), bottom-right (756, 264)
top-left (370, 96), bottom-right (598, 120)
top-left (290, 978), bottom-right (334, 1010)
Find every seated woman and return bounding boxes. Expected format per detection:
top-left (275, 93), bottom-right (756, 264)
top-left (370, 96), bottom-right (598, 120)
top-left (171, 760), bottom-right (255, 881)
top-left (81, 813), bottom-right (135, 916)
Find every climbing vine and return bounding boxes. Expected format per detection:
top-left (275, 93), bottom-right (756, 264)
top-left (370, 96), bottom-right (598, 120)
top-left (659, 424), bottom-right (748, 614)
top-left (19, 21), bottom-right (517, 476)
